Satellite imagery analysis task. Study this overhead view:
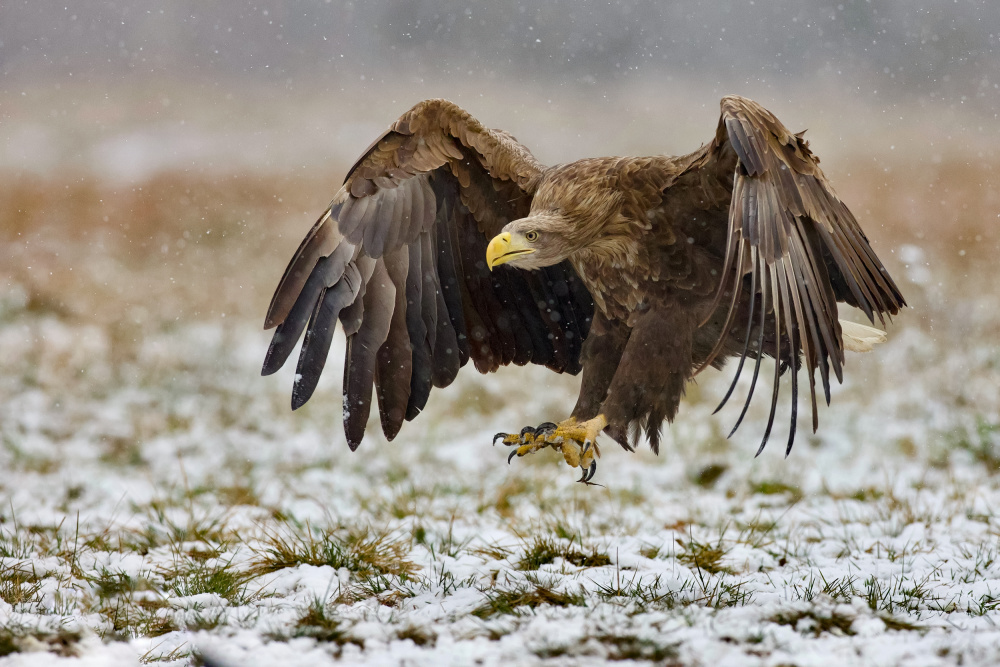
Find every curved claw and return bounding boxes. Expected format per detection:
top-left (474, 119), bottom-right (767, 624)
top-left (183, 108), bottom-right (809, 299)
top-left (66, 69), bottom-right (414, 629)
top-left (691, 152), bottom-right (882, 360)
top-left (508, 448), bottom-right (519, 465)
top-left (493, 432), bottom-right (509, 445)
top-left (534, 422), bottom-right (557, 437)
top-left (577, 460), bottom-right (599, 485)
top-left (520, 425), bottom-right (538, 438)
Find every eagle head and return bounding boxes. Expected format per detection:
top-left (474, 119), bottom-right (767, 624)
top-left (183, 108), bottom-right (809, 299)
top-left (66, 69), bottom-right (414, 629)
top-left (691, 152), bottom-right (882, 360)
top-left (485, 213), bottom-right (574, 271)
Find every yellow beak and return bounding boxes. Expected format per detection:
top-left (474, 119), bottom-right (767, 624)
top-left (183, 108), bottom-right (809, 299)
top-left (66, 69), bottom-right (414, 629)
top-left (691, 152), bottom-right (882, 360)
top-left (486, 231), bottom-right (536, 270)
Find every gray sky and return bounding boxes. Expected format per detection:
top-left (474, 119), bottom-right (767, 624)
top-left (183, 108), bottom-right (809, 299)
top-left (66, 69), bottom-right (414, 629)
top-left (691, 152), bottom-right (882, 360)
top-left (2, 1), bottom-right (997, 109)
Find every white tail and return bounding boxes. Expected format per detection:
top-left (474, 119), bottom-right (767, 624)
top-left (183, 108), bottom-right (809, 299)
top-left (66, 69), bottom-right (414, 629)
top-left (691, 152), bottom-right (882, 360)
top-left (840, 320), bottom-right (888, 353)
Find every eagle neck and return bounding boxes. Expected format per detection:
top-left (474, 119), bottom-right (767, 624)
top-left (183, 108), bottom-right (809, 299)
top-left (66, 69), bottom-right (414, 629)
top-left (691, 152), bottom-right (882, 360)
top-left (570, 228), bottom-right (651, 322)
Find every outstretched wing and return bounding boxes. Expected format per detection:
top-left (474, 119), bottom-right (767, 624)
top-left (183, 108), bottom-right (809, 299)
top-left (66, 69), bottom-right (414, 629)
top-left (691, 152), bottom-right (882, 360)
top-left (262, 99), bottom-right (594, 450)
top-left (700, 95), bottom-right (906, 454)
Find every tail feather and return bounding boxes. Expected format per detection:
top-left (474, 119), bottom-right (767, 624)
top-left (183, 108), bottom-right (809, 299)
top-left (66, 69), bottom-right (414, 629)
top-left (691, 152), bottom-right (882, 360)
top-left (839, 320), bottom-right (887, 353)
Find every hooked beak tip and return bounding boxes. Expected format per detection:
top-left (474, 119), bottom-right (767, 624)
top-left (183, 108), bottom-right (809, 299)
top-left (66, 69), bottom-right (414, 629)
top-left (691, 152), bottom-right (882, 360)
top-left (486, 231), bottom-right (515, 270)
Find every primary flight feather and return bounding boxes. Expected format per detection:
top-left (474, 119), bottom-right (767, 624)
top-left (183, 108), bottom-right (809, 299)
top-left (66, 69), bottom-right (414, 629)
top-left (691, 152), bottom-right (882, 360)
top-left (262, 96), bottom-right (905, 482)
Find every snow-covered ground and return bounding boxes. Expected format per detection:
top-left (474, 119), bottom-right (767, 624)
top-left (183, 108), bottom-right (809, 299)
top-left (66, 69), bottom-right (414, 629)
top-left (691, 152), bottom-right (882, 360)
top-left (1, 80), bottom-right (999, 664)
top-left (2, 235), bottom-right (1000, 666)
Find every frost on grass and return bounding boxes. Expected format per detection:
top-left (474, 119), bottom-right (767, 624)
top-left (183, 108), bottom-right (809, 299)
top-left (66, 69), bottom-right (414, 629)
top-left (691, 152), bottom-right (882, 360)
top-left (3, 169), bottom-right (1000, 666)
top-left (3, 273), bottom-right (1000, 667)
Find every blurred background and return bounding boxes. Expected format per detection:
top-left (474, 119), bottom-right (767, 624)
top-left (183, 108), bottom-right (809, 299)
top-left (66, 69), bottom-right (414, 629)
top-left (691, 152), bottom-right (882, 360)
top-left (4, 5), bottom-right (1000, 655)
top-left (1, 0), bottom-right (998, 459)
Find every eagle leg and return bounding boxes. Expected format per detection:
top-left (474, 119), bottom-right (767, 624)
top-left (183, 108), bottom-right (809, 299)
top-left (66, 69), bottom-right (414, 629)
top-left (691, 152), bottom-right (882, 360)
top-left (493, 415), bottom-right (608, 482)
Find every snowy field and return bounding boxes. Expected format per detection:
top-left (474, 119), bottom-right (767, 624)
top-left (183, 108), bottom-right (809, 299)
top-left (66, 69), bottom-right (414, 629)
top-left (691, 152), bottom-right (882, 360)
top-left (2, 94), bottom-right (1000, 666)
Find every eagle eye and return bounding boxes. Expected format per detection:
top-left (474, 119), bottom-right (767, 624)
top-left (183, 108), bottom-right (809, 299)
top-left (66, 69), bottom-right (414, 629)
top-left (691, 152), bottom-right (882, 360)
top-left (525, 231), bottom-right (539, 242)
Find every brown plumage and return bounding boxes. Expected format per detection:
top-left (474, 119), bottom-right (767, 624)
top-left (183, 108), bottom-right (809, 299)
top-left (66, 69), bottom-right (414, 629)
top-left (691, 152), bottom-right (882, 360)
top-left (262, 96), bottom-right (905, 458)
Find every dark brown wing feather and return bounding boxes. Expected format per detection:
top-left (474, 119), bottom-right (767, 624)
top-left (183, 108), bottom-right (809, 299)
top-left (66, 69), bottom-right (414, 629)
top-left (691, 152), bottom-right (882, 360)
top-left (263, 99), bottom-right (594, 450)
top-left (699, 95), bottom-right (906, 455)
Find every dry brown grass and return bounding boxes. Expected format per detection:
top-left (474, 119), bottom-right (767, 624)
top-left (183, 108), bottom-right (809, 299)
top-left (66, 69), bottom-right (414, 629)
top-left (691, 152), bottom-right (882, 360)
top-left (3, 140), bottom-right (998, 339)
top-left (0, 168), bottom-right (342, 327)
top-left (838, 157), bottom-right (1000, 265)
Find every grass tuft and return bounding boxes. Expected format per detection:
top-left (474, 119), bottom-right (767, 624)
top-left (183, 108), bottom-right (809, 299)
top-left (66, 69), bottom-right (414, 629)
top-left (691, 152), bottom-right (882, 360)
top-left (0, 525), bottom-right (36, 559)
top-left (769, 608), bottom-right (857, 636)
top-left (473, 579), bottom-right (586, 618)
top-left (596, 634), bottom-right (681, 662)
top-left (517, 535), bottom-right (611, 571)
top-left (267, 596), bottom-right (363, 649)
top-left (750, 480), bottom-right (804, 502)
top-left (594, 570), bottom-right (679, 610)
top-left (335, 572), bottom-right (418, 607)
top-left (250, 521), bottom-right (417, 578)
top-left (161, 555), bottom-right (265, 606)
top-left (693, 463), bottom-right (728, 488)
top-left (395, 624), bottom-right (436, 647)
top-left (0, 562), bottom-right (45, 609)
top-left (676, 536), bottom-right (732, 575)
top-left (98, 595), bottom-right (178, 640)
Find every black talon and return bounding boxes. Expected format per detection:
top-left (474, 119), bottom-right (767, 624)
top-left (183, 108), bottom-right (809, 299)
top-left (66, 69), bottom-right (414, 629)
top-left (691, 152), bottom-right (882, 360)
top-left (508, 449), bottom-right (519, 464)
top-left (493, 432), bottom-right (509, 445)
top-left (534, 422), bottom-right (557, 437)
top-left (577, 463), bottom-right (602, 486)
top-left (519, 425), bottom-right (537, 438)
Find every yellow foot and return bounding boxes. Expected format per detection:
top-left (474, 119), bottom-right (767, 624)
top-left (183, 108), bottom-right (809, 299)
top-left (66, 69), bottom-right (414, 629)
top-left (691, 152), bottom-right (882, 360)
top-left (493, 415), bottom-right (608, 484)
